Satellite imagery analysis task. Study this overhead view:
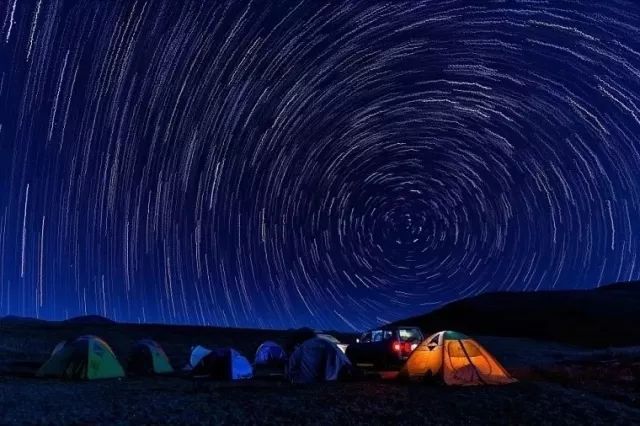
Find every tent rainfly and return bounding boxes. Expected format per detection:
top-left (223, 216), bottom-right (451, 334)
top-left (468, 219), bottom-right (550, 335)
top-left (254, 341), bottom-right (287, 366)
top-left (37, 335), bottom-right (125, 380)
top-left (127, 339), bottom-right (174, 375)
top-left (190, 346), bottom-right (253, 380)
top-left (287, 337), bottom-right (351, 384)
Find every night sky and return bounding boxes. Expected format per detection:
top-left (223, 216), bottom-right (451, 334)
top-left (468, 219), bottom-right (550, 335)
top-left (1, 1), bottom-right (640, 331)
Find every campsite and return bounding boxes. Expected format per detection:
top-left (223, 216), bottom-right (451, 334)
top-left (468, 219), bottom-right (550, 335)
top-left (3, 0), bottom-right (640, 424)
top-left (2, 283), bottom-right (640, 424)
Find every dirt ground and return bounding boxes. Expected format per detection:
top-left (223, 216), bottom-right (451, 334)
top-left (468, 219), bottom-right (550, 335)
top-left (1, 321), bottom-right (640, 425)
top-left (1, 376), bottom-right (639, 425)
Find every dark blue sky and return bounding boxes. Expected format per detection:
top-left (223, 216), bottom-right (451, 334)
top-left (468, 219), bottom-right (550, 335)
top-left (1, 1), bottom-right (640, 331)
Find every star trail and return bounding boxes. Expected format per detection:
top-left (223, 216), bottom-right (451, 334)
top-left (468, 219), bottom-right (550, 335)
top-left (1, 1), bottom-right (640, 331)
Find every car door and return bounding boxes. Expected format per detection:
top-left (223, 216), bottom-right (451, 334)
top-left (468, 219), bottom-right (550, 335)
top-left (370, 330), bottom-right (387, 366)
top-left (354, 331), bottom-right (372, 365)
top-left (360, 331), bottom-right (373, 364)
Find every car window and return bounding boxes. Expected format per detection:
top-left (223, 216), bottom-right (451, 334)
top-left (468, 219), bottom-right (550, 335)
top-left (371, 330), bottom-right (384, 342)
top-left (361, 332), bottom-right (372, 343)
top-left (383, 330), bottom-right (393, 340)
top-left (398, 328), bottom-right (423, 342)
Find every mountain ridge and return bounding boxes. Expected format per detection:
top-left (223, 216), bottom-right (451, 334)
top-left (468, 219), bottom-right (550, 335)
top-left (388, 280), bottom-right (640, 347)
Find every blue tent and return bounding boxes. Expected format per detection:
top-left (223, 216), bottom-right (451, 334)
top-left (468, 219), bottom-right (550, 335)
top-left (190, 347), bottom-right (253, 380)
top-left (287, 337), bottom-right (351, 384)
top-left (254, 341), bottom-right (287, 366)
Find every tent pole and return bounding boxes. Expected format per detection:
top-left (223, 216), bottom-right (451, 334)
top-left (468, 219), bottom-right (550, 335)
top-left (457, 339), bottom-right (485, 385)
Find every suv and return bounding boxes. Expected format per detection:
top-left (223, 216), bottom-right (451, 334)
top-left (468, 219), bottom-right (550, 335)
top-left (346, 326), bottom-right (423, 370)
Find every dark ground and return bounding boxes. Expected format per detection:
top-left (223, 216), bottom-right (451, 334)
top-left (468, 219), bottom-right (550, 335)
top-left (1, 377), bottom-right (639, 425)
top-left (1, 320), bottom-right (640, 425)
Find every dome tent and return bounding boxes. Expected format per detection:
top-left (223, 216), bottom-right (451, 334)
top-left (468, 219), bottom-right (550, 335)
top-left (190, 346), bottom-right (253, 380)
top-left (287, 337), bottom-right (351, 384)
top-left (316, 333), bottom-right (349, 353)
top-left (37, 335), bottom-right (125, 380)
top-left (189, 345), bottom-right (212, 369)
top-left (400, 331), bottom-right (516, 386)
top-left (254, 341), bottom-right (287, 366)
top-left (127, 339), bottom-right (174, 375)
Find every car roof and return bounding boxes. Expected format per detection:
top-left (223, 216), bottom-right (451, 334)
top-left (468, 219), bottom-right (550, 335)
top-left (364, 325), bottom-right (422, 332)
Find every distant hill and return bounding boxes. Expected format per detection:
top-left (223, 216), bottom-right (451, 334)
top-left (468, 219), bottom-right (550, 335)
top-left (0, 315), bottom-right (48, 326)
top-left (64, 315), bottom-right (116, 325)
top-left (596, 280), bottom-right (640, 292)
top-left (0, 314), bottom-right (117, 326)
top-left (389, 281), bottom-right (640, 348)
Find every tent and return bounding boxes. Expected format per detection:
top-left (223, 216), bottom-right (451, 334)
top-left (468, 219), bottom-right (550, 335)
top-left (37, 335), bottom-right (125, 380)
top-left (127, 339), bottom-right (174, 375)
top-left (190, 346), bottom-right (253, 380)
top-left (254, 341), bottom-right (287, 366)
top-left (189, 345), bottom-right (212, 369)
top-left (316, 333), bottom-right (348, 353)
top-left (400, 331), bottom-right (516, 385)
top-left (287, 337), bottom-right (351, 384)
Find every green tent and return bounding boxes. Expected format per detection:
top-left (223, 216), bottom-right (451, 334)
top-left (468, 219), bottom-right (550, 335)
top-left (37, 335), bottom-right (125, 380)
top-left (127, 339), bottom-right (174, 375)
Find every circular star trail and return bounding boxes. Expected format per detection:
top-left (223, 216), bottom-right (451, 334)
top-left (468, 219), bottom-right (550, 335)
top-left (1, 1), bottom-right (640, 330)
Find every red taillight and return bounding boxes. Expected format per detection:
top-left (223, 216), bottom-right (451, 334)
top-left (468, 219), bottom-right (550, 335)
top-left (393, 341), bottom-right (401, 352)
top-left (403, 342), bottom-right (412, 353)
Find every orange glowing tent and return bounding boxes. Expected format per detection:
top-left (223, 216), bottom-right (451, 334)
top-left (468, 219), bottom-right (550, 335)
top-left (400, 331), bottom-right (516, 386)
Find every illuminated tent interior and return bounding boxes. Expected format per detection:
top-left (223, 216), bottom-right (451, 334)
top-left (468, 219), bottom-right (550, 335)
top-left (400, 331), bottom-right (516, 386)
